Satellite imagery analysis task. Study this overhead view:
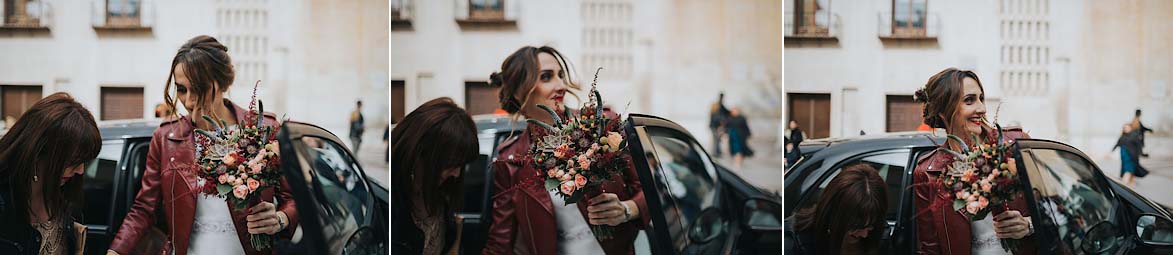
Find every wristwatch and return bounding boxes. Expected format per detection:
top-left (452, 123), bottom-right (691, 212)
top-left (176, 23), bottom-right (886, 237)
top-left (620, 202), bottom-right (632, 222)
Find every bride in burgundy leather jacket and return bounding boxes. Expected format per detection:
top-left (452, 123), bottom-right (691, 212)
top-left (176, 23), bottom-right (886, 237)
top-left (912, 68), bottom-right (1038, 255)
top-left (106, 35), bottom-right (298, 255)
top-left (482, 46), bottom-right (650, 255)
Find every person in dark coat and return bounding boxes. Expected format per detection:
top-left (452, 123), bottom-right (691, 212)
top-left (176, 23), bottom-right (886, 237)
top-left (709, 93), bottom-right (731, 158)
top-left (786, 164), bottom-right (887, 255)
top-left (1112, 124), bottom-right (1146, 187)
top-left (727, 107), bottom-right (752, 169)
top-left (1131, 109), bottom-right (1155, 157)
top-left (785, 120), bottom-right (804, 169)
top-left (390, 98), bottom-right (479, 254)
top-left (0, 93), bottom-right (101, 255)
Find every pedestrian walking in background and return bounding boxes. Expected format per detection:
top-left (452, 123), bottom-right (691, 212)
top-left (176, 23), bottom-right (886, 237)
top-left (1131, 109), bottom-right (1154, 157)
top-left (785, 120), bottom-right (805, 169)
top-left (350, 100), bottom-right (365, 154)
top-left (709, 93), bottom-right (730, 158)
top-left (1113, 123), bottom-right (1148, 187)
top-left (727, 107), bottom-right (752, 169)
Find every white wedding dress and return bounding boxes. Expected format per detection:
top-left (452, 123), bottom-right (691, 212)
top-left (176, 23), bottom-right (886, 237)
top-left (549, 190), bottom-right (607, 255)
top-left (971, 215), bottom-right (1011, 255)
top-left (188, 125), bottom-right (247, 255)
top-left (187, 193), bottom-right (247, 255)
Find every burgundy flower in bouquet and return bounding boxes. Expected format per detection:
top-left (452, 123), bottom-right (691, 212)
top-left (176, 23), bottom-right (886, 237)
top-left (193, 81), bottom-right (283, 250)
top-left (936, 123), bottom-right (1023, 252)
top-left (527, 67), bottom-right (630, 241)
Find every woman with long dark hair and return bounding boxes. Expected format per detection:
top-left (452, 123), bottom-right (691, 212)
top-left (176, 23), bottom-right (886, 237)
top-left (786, 163), bottom-right (888, 255)
top-left (107, 35), bottom-right (298, 255)
top-left (390, 97), bottom-right (479, 254)
top-left (0, 92), bottom-right (102, 255)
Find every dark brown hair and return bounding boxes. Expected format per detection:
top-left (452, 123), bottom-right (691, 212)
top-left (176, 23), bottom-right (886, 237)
top-left (0, 92), bottom-right (101, 224)
top-left (390, 98), bottom-right (478, 215)
top-left (164, 35), bottom-right (235, 119)
top-left (917, 68), bottom-right (987, 131)
top-left (793, 163), bottom-right (888, 254)
top-left (490, 46), bottom-right (581, 114)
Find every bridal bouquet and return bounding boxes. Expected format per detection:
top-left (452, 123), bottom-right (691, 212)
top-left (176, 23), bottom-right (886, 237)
top-left (528, 67), bottom-right (629, 240)
top-left (937, 123), bottom-right (1022, 252)
top-left (193, 81), bottom-right (282, 250)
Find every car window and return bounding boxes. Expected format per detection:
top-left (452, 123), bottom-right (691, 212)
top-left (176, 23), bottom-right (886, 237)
top-left (795, 150), bottom-right (909, 222)
top-left (1027, 148), bottom-right (1120, 254)
top-left (644, 128), bottom-right (721, 252)
top-left (294, 136), bottom-right (374, 252)
top-left (461, 132), bottom-right (497, 215)
top-left (83, 140), bottom-right (125, 226)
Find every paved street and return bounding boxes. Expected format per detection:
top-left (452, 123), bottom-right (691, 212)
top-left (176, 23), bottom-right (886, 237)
top-left (711, 139), bottom-right (784, 194)
top-left (1092, 138), bottom-right (1173, 207)
top-left (353, 127), bottom-right (389, 188)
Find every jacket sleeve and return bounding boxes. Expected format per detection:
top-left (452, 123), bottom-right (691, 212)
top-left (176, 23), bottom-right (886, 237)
top-left (109, 129), bottom-right (166, 254)
top-left (482, 161), bottom-right (516, 255)
top-left (269, 117), bottom-right (299, 239)
top-left (276, 176), bottom-right (299, 239)
top-left (621, 154), bottom-right (651, 228)
top-left (913, 162), bottom-right (941, 255)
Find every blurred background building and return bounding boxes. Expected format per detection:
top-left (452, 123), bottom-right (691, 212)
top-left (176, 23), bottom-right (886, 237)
top-left (0, 0), bottom-right (389, 153)
top-left (785, 0), bottom-right (1173, 157)
top-left (785, 0), bottom-right (1173, 202)
top-left (391, 0), bottom-right (782, 166)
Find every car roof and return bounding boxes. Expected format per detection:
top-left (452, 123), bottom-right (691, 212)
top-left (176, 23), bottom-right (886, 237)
top-left (98, 119), bottom-right (161, 140)
top-left (473, 114), bottom-right (525, 134)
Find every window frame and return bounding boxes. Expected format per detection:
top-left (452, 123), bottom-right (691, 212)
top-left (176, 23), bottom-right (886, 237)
top-left (791, 0), bottom-right (832, 36)
top-left (99, 86), bottom-right (145, 121)
top-left (3, 0), bottom-right (41, 27)
top-left (105, 0), bottom-right (142, 27)
top-left (468, 0), bottom-right (505, 21)
top-left (891, 0), bottom-right (928, 37)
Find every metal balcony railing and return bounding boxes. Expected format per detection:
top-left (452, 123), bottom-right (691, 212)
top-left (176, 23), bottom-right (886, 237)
top-left (91, 0), bottom-right (155, 29)
top-left (785, 12), bottom-right (840, 39)
top-left (877, 11), bottom-right (940, 39)
top-left (0, 0), bottom-right (53, 29)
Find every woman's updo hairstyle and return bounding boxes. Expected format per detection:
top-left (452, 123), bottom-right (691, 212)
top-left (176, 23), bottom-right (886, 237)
top-left (914, 68), bottom-right (984, 129)
top-left (490, 46), bottom-right (580, 114)
top-left (164, 35), bottom-right (236, 118)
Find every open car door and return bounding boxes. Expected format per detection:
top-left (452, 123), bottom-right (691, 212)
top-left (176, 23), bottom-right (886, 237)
top-left (277, 121), bottom-right (388, 255)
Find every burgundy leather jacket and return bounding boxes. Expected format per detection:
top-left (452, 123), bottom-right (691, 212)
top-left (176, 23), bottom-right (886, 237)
top-left (483, 123), bottom-right (651, 255)
top-left (913, 126), bottom-right (1037, 255)
top-left (109, 100), bottom-right (299, 255)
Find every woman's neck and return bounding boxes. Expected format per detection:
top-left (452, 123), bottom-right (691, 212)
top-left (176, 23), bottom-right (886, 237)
top-left (195, 99), bottom-right (238, 129)
top-left (28, 186), bottom-right (50, 224)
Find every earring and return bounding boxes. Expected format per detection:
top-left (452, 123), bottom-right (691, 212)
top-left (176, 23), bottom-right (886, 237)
top-left (33, 175), bottom-right (38, 182)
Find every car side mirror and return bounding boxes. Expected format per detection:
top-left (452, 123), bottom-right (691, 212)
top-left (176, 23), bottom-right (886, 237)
top-left (688, 208), bottom-right (726, 244)
top-left (741, 197), bottom-right (782, 231)
top-left (1136, 214), bottom-right (1173, 246)
top-left (1081, 221), bottom-right (1119, 253)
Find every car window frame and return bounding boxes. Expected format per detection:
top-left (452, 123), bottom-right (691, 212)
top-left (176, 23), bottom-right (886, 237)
top-left (627, 121), bottom-right (727, 254)
top-left (1015, 139), bottom-right (1126, 254)
top-left (278, 121), bottom-right (381, 254)
top-left (83, 139), bottom-right (127, 233)
top-left (793, 148), bottom-right (912, 236)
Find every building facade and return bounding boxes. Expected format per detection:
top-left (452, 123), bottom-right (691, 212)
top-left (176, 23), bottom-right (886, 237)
top-left (784, 0), bottom-right (1173, 158)
top-left (392, 0), bottom-right (783, 148)
top-left (0, 0), bottom-right (388, 146)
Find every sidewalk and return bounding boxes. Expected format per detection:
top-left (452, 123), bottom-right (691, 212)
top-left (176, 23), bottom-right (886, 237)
top-left (1095, 152), bottom-right (1173, 207)
top-left (352, 127), bottom-right (389, 187)
top-left (711, 139), bottom-right (784, 194)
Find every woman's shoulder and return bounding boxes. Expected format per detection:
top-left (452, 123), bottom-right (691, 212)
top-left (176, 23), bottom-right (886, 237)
top-left (154, 116), bottom-right (193, 139)
top-left (914, 148), bottom-right (954, 173)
